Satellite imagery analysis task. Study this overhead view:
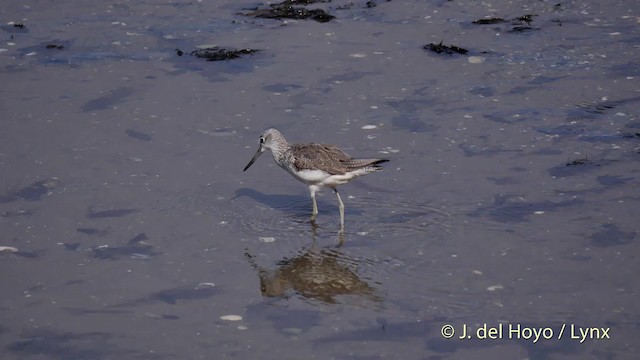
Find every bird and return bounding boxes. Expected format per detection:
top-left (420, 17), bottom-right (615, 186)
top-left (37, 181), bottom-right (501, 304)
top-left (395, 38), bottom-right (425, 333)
top-left (243, 128), bottom-right (389, 230)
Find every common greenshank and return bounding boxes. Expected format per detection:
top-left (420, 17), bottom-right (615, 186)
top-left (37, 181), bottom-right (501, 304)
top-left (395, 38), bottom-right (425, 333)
top-left (243, 128), bottom-right (388, 230)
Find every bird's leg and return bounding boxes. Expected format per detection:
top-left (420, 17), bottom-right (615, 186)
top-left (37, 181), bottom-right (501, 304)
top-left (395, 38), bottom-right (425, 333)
top-left (333, 188), bottom-right (345, 230)
top-left (309, 186), bottom-right (318, 222)
top-left (336, 229), bottom-right (345, 247)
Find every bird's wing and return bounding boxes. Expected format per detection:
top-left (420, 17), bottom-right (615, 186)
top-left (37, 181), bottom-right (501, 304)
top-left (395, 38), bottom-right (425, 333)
top-left (292, 143), bottom-right (351, 175)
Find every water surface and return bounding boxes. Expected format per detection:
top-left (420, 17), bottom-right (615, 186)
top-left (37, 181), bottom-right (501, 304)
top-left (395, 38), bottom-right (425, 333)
top-left (1, 0), bottom-right (638, 359)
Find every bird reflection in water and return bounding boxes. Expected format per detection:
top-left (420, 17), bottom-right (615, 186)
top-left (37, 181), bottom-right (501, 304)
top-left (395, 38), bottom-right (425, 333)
top-left (245, 237), bottom-right (383, 305)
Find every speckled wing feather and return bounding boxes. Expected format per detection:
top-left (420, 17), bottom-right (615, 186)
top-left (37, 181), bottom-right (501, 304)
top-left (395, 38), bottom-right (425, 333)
top-left (292, 143), bottom-right (388, 175)
top-left (291, 143), bottom-right (351, 175)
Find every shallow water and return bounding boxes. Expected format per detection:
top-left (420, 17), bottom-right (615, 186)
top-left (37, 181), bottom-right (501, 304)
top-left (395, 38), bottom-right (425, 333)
top-left (1, 0), bottom-right (639, 359)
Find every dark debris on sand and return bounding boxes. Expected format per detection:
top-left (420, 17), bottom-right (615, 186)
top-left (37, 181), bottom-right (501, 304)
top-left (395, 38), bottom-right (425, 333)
top-left (423, 41), bottom-right (469, 56)
top-left (472, 18), bottom-right (508, 25)
top-left (566, 157), bottom-right (590, 166)
top-left (473, 14), bottom-right (542, 32)
top-left (1, 23), bottom-right (29, 33)
top-left (176, 47), bottom-right (260, 61)
top-left (242, 0), bottom-right (335, 23)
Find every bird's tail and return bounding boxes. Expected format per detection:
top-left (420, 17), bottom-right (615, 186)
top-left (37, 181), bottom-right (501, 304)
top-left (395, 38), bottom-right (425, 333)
top-left (343, 158), bottom-right (389, 172)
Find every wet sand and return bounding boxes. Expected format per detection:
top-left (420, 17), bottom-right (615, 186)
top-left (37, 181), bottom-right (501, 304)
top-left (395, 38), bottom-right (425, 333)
top-left (1, 0), bottom-right (638, 359)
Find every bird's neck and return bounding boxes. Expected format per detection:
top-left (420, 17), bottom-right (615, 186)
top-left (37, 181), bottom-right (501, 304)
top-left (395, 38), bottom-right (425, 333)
top-left (271, 144), bottom-right (290, 167)
top-left (271, 146), bottom-right (289, 164)
top-left (268, 132), bottom-right (290, 164)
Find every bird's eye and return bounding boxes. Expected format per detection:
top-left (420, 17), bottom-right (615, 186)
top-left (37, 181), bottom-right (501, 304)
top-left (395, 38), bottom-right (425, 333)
top-left (259, 137), bottom-right (264, 144)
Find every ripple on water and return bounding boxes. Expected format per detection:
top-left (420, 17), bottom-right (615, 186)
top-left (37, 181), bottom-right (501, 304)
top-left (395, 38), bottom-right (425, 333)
top-left (228, 189), bottom-right (504, 315)
top-left (224, 186), bottom-right (514, 253)
top-left (225, 191), bottom-right (312, 234)
top-left (229, 188), bottom-right (477, 241)
top-left (346, 194), bottom-right (455, 239)
top-left (224, 188), bottom-right (456, 240)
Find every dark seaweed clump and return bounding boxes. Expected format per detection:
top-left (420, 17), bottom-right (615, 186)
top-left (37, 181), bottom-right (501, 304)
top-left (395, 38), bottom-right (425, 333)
top-left (176, 47), bottom-right (260, 61)
top-left (473, 14), bottom-right (540, 32)
top-left (423, 41), bottom-right (469, 56)
top-left (244, 0), bottom-right (335, 23)
top-left (566, 157), bottom-right (589, 166)
top-left (472, 18), bottom-right (507, 25)
top-left (1, 23), bottom-right (28, 33)
top-left (515, 14), bottom-right (536, 24)
top-left (509, 26), bottom-right (537, 33)
top-left (278, 0), bottom-right (330, 4)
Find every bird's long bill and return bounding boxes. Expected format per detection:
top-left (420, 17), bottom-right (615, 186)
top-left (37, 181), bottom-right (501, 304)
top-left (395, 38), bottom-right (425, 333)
top-left (243, 147), bottom-right (264, 171)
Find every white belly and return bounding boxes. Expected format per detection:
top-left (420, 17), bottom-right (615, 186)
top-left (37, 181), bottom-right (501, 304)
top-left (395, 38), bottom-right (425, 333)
top-left (287, 168), bottom-right (365, 188)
